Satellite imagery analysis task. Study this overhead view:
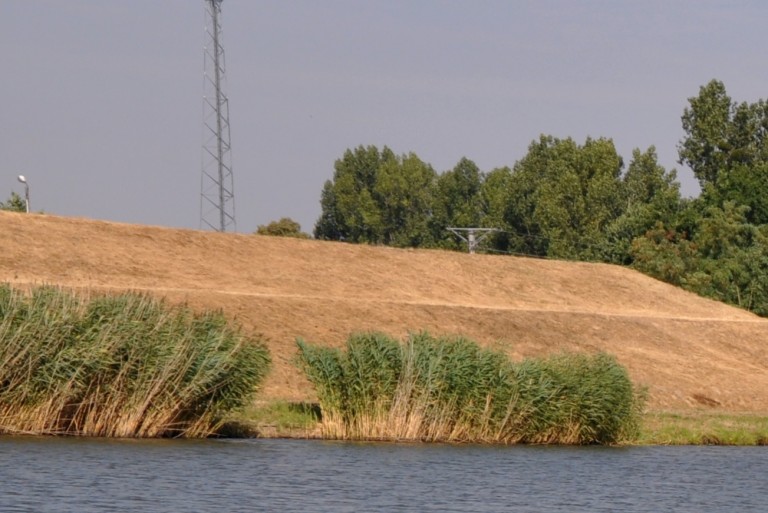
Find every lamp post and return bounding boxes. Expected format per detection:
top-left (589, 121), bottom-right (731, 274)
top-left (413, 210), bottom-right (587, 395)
top-left (17, 175), bottom-right (29, 213)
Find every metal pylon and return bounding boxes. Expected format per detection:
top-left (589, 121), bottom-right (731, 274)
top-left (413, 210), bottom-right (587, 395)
top-left (447, 227), bottom-right (499, 254)
top-left (200, 0), bottom-right (236, 232)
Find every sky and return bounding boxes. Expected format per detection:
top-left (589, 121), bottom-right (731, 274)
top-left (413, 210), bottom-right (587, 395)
top-left (2, 1), bottom-right (768, 234)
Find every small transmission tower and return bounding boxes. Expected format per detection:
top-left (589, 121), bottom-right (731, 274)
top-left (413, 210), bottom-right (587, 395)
top-left (200, 0), bottom-right (236, 232)
top-left (447, 227), bottom-right (499, 254)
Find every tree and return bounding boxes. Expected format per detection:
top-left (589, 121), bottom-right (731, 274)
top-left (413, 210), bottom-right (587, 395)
top-left (630, 222), bottom-right (699, 287)
top-left (679, 79), bottom-right (768, 224)
top-left (714, 161), bottom-right (768, 225)
top-left (683, 203), bottom-right (768, 313)
top-left (255, 218), bottom-right (310, 238)
top-left (374, 152), bottom-right (437, 247)
top-left (602, 147), bottom-right (682, 264)
top-left (678, 79), bottom-right (734, 187)
top-left (502, 135), bottom-right (624, 260)
top-left (0, 192), bottom-right (26, 213)
top-left (314, 180), bottom-right (342, 240)
top-left (313, 145), bottom-right (438, 247)
top-left (430, 158), bottom-right (486, 249)
top-left (478, 166), bottom-right (514, 252)
top-left (631, 202), bottom-right (768, 315)
top-left (314, 145), bottom-right (395, 243)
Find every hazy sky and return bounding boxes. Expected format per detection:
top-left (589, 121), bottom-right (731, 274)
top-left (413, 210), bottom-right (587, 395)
top-left (2, 1), bottom-right (767, 234)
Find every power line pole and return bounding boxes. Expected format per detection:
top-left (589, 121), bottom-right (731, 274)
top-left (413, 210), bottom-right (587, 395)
top-left (200, 0), bottom-right (236, 232)
top-left (447, 227), bottom-right (499, 254)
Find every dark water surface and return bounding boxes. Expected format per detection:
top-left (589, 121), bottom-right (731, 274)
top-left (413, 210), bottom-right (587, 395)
top-left (0, 437), bottom-right (765, 512)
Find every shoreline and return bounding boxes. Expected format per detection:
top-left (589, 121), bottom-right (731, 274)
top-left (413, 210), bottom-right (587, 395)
top-left (4, 410), bottom-right (767, 446)
top-left (238, 402), bottom-right (768, 446)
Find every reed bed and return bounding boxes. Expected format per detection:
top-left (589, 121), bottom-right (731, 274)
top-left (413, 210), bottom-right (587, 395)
top-left (296, 332), bottom-right (645, 444)
top-left (0, 284), bottom-right (270, 438)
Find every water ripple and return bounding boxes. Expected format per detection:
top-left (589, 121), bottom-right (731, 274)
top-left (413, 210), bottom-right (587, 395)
top-left (0, 437), bottom-right (765, 512)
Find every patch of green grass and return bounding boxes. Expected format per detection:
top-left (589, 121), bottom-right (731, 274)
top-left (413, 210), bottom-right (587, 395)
top-left (229, 401), bottom-right (321, 437)
top-left (639, 411), bottom-right (768, 445)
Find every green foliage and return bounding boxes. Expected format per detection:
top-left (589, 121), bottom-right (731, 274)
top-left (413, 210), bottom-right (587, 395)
top-left (631, 79), bottom-right (768, 315)
top-left (631, 202), bottom-right (768, 315)
top-left (296, 332), bottom-right (645, 444)
top-left (0, 192), bottom-right (26, 213)
top-left (0, 284), bottom-right (271, 437)
top-left (314, 145), bottom-right (396, 243)
top-left (679, 79), bottom-right (735, 187)
top-left (479, 166), bottom-right (516, 252)
top-left (498, 135), bottom-right (652, 261)
top-left (314, 146), bottom-right (441, 247)
top-left (431, 158), bottom-right (487, 249)
top-left (679, 79), bottom-right (768, 225)
top-left (313, 142), bottom-right (680, 259)
top-left (684, 203), bottom-right (768, 314)
top-left (375, 153), bottom-right (437, 247)
top-left (294, 340), bottom-right (346, 414)
top-left (629, 223), bottom-right (699, 286)
top-left (310, 80), bottom-right (768, 316)
top-left (256, 217), bottom-right (310, 238)
top-left (603, 147), bottom-right (682, 264)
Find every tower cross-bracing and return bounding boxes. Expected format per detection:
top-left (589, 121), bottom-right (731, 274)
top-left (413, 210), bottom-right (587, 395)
top-left (200, 0), bottom-right (236, 232)
top-left (447, 227), bottom-right (499, 254)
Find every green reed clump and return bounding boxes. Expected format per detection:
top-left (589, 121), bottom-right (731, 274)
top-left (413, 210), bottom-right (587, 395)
top-left (510, 353), bottom-right (645, 443)
top-left (296, 332), bottom-right (644, 444)
top-left (0, 284), bottom-right (271, 437)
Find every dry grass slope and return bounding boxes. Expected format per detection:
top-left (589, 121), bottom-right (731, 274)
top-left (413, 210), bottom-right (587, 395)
top-left (2, 211), bottom-right (767, 412)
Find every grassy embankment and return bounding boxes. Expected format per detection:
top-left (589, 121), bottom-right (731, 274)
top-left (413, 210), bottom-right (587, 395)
top-left (0, 284), bottom-right (271, 438)
top-left (295, 332), bottom-right (646, 445)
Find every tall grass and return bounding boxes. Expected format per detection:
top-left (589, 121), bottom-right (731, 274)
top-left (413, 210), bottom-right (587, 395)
top-left (296, 332), bottom-right (645, 444)
top-left (0, 284), bottom-right (271, 437)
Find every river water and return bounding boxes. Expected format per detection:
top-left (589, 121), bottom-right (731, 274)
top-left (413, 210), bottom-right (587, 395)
top-left (0, 437), bottom-right (765, 512)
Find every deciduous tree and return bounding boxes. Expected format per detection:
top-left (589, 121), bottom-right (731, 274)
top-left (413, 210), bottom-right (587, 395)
top-left (314, 145), bottom-right (395, 242)
top-left (504, 136), bottom-right (624, 260)
top-left (431, 158), bottom-right (486, 248)
top-left (679, 79), bottom-right (768, 224)
top-left (603, 147), bottom-right (682, 263)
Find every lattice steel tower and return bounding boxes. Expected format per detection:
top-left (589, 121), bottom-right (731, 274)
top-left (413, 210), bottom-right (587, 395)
top-left (200, 0), bottom-right (236, 232)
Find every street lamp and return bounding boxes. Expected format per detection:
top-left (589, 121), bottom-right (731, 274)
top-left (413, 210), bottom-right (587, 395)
top-left (17, 175), bottom-right (29, 213)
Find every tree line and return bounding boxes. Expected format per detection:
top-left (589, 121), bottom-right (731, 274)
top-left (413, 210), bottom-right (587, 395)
top-left (314, 140), bottom-right (680, 261)
top-left (312, 80), bottom-right (768, 316)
